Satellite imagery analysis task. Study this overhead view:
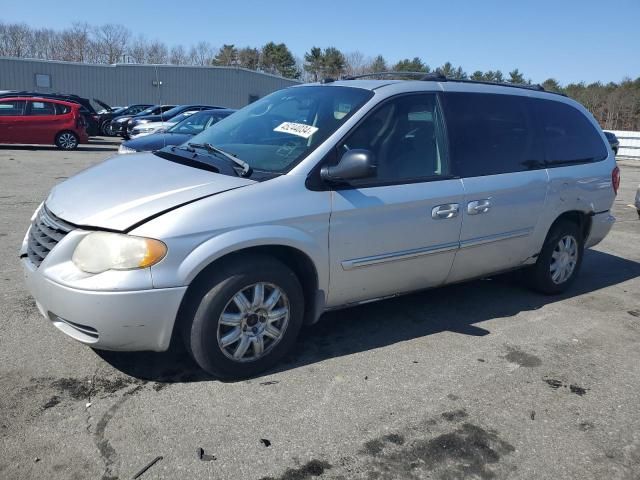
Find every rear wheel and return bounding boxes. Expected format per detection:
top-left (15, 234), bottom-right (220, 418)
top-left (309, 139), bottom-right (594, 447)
top-left (181, 255), bottom-right (304, 379)
top-left (528, 220), bottom-right (583, 294)
top-left (55, 131), bottom-right (79, 150)
top-left (101, 121), bottom-right (116, 136)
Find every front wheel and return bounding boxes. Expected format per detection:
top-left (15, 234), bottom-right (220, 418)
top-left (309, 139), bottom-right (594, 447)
top-left (527, 220), bottom-right (584, 294)
top-left (55, 131), bottom-right (79, 150)
top-left (181, 255), bottom-right (304, 379)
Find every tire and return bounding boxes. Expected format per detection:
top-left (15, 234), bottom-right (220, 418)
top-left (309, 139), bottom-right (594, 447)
top-left (55, 131), bottom-right (79, 150)
top-left (101, 121), bottom-right (116, 136)
top-left (181, 254), bottom-right (304, 379)
top-left (527, 220), bottom-right (584, 295)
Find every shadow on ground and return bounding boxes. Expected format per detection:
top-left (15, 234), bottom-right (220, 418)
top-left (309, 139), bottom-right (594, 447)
top-left (97, 249), bottom-right (640, 383)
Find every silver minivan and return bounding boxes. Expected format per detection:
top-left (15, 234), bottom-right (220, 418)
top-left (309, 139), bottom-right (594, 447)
top-left (21, 76), bottom-right (619, 378)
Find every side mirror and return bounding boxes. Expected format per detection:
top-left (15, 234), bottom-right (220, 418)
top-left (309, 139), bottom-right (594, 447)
top-left (320, 149), bottom-right (376, 182)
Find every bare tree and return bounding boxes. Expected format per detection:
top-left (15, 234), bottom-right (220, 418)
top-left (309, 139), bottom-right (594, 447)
top-left (129, 36), bottom-right (148, 63)
top-left (32, 28), bottom-right (59, 60)
top-left (0, 23), bottom-right (32, 57)
top-left (344, 51), bottom-right (369, 77)
top-left (93, 23), bottom-right (130, 63)
top-left (189, 41), bottom-right (215, 66)
top-left (58, 23), bottom-right (93, 62)
top-left (147, 40), bottom-right (168, 64)
top-left (169, 45), bottom-right (188, 65)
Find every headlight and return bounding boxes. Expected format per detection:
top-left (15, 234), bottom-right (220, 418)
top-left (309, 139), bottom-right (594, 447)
top-left (72, 232), bottom-right (167, 274)
top-left (118, 144), bottom-right (137, 154)
top-left (137, 119), bottom-right (150, 124)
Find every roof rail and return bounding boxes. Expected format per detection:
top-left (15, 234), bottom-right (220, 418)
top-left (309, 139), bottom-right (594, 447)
top-left (341, 71), bottom-right (432, 80)
top-left (338, 72), bottom-right (567, 96)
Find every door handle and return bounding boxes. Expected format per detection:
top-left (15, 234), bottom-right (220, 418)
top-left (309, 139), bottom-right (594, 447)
top-left (467, 199), bottom-right (491, 215)
top-left (432, 203), bottom-right (460, 219)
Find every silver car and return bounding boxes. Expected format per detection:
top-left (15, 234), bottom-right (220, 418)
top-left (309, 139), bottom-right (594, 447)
top-left (21, 77), bottom-right (618, 378)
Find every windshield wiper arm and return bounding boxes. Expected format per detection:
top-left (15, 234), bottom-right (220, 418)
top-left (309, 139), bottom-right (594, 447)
top-left (188, 142), bottom-right (253, 177)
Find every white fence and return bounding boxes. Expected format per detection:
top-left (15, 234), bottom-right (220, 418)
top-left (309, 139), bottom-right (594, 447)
top-left (609, 130), bottom-right (640, 159)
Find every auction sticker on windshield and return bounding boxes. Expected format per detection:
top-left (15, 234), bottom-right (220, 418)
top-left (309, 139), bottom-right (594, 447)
top-left (274, 122), bottom-right (319, 139)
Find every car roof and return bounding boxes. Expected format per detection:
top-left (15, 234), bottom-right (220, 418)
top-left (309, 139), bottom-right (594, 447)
top-left (0, 96), bottom-right (80, 107)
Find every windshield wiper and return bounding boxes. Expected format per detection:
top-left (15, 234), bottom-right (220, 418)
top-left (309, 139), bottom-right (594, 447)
top-left (188, 142), bottom-right (253, 177)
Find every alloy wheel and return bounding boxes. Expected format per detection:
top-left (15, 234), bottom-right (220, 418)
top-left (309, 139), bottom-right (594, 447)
top-left (216, 282), bottom-right (290, 362)
top-left (58, 133), bottom-right (78, 149)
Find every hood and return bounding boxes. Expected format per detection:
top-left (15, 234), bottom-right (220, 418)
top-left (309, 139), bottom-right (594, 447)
top-left (124, 132), bottom-right (193, 152)
top-left (46, 153), bottom-right (255, 231)
top-left (134, 121), bottom-right (171, 130)
top-left (133, 114), bottom-right (164, 123)
top-left (93, 98), bottom-right (112, 111)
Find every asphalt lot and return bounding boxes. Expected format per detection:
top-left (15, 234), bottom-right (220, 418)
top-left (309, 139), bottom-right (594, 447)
top-left (1, 139), bottom-right (639, 480)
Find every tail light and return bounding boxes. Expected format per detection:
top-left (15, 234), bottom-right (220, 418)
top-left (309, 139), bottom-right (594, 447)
top-left (77, 115), bottom-right (87, 128)
top-left (612, 166), bottom-right (620, 195)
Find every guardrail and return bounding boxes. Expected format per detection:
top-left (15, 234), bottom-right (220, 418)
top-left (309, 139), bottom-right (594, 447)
top-left (608, 130), bottom-right (640, 158)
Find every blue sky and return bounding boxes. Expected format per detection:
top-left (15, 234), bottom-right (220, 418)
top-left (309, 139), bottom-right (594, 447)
top-left (2, 0), bottom-right (639, 84)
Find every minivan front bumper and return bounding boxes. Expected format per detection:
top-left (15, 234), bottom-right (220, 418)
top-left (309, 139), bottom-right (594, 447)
top-left (22, 258), bottom-right (186, 352)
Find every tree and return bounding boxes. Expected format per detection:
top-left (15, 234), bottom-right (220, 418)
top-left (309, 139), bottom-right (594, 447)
top-left (470, 70), bottom-right (484, 81)
top-left (303, 46), bottom-right (324, 81)
top-left (146, 41), bottom-right (168, 64)
top-left (541, 78), bottom-right (562, 93)
top-left (214, 44), bottom-right (238, 66)
top-left (323, 47), bottom-right (345, 78)
top-left (93, 23), bottom-right (130, 63)
top-left (508, 68), bottom-right (525, 84)
top-left (344, 50), bottom-right (368, 77)
top-left (189, 41), bottom-right (215, 66)
top-left (238, 47), bottom-right (260, 70)
top-left (436, 62), bottom-right (465, 79)
top-left (370, 55), bottom-right (387, 73)
top-left (128, 37), bottom-right (148, 63)
top-left (57, 23), bottom-right (92, 62)
top-left (261, 42), bottom-right (299, 78)
top-left (169, 45), bottom-right (187, 65)
top-left (394, 57), bottom-right (428, 72)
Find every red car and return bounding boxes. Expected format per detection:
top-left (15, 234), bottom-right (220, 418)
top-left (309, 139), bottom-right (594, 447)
top-left (0, 97), bottom-right (89, 149)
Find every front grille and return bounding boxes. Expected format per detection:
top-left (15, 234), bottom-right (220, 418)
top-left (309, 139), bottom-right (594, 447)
top-left (27, 207), bottom-right (74, 267)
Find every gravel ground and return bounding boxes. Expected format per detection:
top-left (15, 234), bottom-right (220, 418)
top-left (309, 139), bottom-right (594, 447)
top-left (1, 140), bottom-right (639, 480)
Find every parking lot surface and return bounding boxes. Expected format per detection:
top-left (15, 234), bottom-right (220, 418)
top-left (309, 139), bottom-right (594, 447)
top-left (1, 140), bottom-right (639, 480)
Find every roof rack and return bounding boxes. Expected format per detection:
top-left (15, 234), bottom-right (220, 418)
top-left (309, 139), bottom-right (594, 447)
top-left (341, 71), bottom-right (440, 81)
top-left (338, 71), bottom-right (566, 96)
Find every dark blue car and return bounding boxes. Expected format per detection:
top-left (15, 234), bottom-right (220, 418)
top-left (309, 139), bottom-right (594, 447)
top-left (117, 109), bottom-right (235, 154)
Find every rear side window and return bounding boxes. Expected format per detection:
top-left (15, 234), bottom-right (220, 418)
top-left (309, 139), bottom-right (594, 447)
top-left (55, 104), bottom-right (71, 115)
top-left (0, 100), bottom-right (26, 116)
top-left (531, 98), bottom-right (607, 165)
top-left (442, 92), bottom-right (543, 177)
top-left (28, 101), bottom-right (56, 116)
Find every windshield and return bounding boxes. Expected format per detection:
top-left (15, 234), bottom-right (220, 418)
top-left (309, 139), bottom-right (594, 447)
top-left (168, 111), bottom-right (218, 134)
top-left (187, 86), bottom-right (373, 172)
top-left (137, 105), bottom-right (159, 116)
top-left (167, 110), bottom-right (197, 124)
top-left (161, 105), bottom-right (189, 118)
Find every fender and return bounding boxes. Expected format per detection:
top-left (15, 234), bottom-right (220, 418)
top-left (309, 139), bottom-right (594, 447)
top-left (175, 225), bottom-right (328, 293)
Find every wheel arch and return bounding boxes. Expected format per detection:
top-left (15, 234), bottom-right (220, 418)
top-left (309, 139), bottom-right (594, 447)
top-left (549, 210), bottom-right (593, 242)
top-left (172, 227), bottom-right (327, 339)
